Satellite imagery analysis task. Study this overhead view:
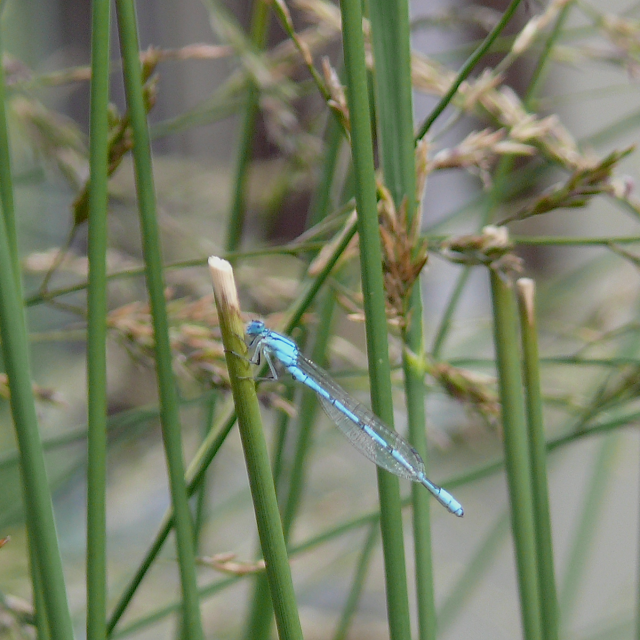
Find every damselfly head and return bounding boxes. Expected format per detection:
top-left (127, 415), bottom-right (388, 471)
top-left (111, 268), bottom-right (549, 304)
top-left (246, 320), bottom-right (266, 337)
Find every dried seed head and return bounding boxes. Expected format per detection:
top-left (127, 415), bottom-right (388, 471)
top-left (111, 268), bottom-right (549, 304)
top-left (431, 361), bottom-right (500, 422)
top-left (415, 137), bottom-right (431, 204)
top-left (107, 294), bottom-right (230, 388)
top-left (501, 147), bottom-right (636, 224)
top-left (379, 187), bottom-right (429, 327)
top-left (199, 553), bottom-right (266, 576)
top-left (427, 128), bottom-right (534, 185)
top-left (322, 57), bottom-right (350, 132)
top-left (440, 225), bottom-right (523, 279)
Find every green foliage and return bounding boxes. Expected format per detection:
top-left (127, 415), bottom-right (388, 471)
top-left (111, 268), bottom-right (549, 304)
top-left (0, 0), bottom-right (639, 639)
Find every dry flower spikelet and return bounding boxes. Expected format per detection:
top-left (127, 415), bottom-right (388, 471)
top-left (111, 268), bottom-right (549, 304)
top-left (198, 552), bottom-right (266, 575)
top-left (292, 0), bottom-right (633, 217)
top-left (500, 147), bottom-right (637, 224)
top-left (378, 184), bottom-right (429, 327)
top-left (426, 127), bottom-right (535, 186)
top-left (107, 294), bottom-right (229, 387)
top-left (322, 56), bottom-right (350, 133)
top-left (0, 373), bottom-right (65, 405)
top-left (440, 225), bottom-right (523, 278)
top-left (431, 361), bottom-right (500, 423)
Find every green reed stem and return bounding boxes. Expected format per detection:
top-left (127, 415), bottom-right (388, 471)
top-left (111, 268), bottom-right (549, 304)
top-left (193, 394), bottom-right (217, 550)
top-left (209, 257), bottom-right (303, 640)
top-left (0, 10), bottom-right (53, 638)
top-left (115, 1), bottom-right (204, 636)
top-left (340, 0), bottom-right (412, 638)
top-left (243, 379), bottom-right (296, 640)
top-left (0, 6), bottom-right (74, 637)
top-left (0, 22), bottom-right (16, 279)
top-left (490, 272), bottom-right (543, 640)
top-left (373, 0), bottom-right (443, 634)
top-left (86, 0), bottom-right (111, 638)
top-left (243, 566), bottom-right (274, 640)
top-left (0, 120), bottom-right (74, 640)
top-left (368, 0), bottom-right (416, 208)
top-left (368, 0), bottom-right (438, 633)
top-left (517, 279), bottom-right (559, 640)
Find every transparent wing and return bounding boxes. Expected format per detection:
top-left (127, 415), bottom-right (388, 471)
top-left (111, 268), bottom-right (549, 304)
top-left (291, 353), bottom-right (464, 516)
top-left (293, 354), bottom-right (425, 481)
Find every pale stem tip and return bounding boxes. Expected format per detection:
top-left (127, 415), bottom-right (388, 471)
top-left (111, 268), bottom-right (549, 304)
top-left (208, 256), bottom-right (240, 312)
top-left (516, 277), bottom-right (535, 324)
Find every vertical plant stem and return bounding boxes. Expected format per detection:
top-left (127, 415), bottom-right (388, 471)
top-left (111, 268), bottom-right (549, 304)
top-left (209, 257), bottom-right (303, 640)
top-left (368, 0), bottom-right (415, 207)
top-left (332, 522), bottom-right (380, 640)
top-left (517, 279), bottom-right (559, 640)
top-left (0, 17), bottom-right (17, 279)
top-left (0, 4), bottom-right (74, 637)
top-left (86, 1), bottom-right (112, 639)
top-left (243, 390), bottom-right (295, 640)
top-left (115, 2), bottom-right (204, 637)
top-left (368, 0), bottom-right (439, 635)
top-left (0, 10), bottom-right (51, 637)
top-left (490, 271), bottom-right (543, 640)
top-left (339, 0), bottom-right (411, 638)
top-left (225, 0), bottom-right (269, 255)
top-left (31, 556), bottom-right (51, 640)
top-left (244, 265), bottom-right (337, 640)
top-left (226, 9), bottom-right (273, 624)
top-left (243, 330), bottom-right (301, 640)
top-left (0, 144), bottom-right (74, 640)
top-left (397, 119), bottom-right (438, 640)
